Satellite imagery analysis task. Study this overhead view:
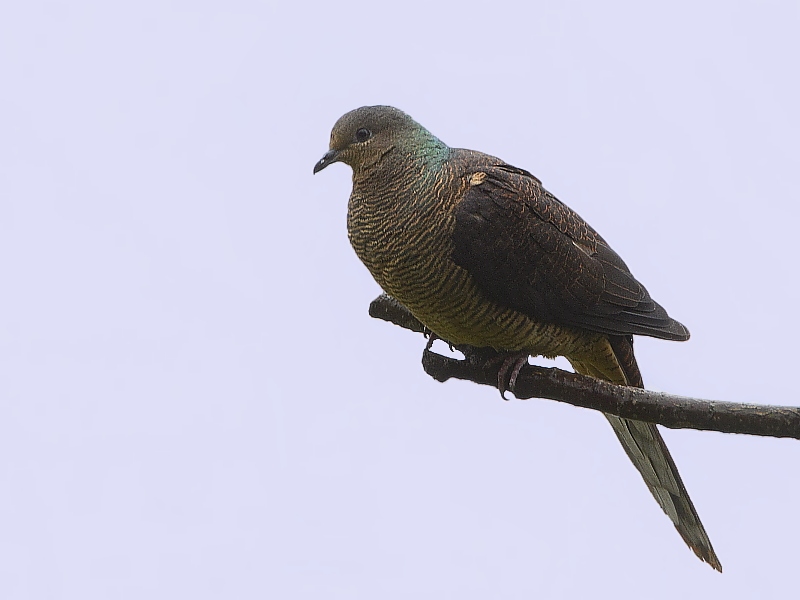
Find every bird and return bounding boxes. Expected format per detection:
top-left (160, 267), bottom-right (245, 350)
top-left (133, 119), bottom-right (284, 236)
top-left (314, 105), bottom-right (721, 571)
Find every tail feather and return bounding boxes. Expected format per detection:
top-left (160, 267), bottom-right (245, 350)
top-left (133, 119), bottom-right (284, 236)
top-left (573, 335), bottom-right (722, 571)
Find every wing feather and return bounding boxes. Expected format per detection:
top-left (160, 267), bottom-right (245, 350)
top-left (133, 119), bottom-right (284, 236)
top-left (452, 165), bottom-right (689, 341)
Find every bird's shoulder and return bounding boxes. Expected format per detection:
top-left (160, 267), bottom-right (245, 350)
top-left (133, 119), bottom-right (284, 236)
top-left (448, 150), bottom-right (605, 253)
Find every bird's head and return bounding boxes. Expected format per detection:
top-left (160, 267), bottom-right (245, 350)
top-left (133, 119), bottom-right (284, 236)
top-left (313, 106), bottom-right (446, 175)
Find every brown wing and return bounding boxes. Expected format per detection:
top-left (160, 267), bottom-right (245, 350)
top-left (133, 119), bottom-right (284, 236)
top-left (452, 164), bottom-right (689, 341)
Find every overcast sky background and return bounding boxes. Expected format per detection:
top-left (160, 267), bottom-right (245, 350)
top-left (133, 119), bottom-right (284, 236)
top-left (1, 1), bottom-right (799, 598)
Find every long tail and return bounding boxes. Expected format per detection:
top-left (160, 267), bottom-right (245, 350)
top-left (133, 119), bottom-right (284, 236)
top-left (570, 335), bottom-right (722, 571)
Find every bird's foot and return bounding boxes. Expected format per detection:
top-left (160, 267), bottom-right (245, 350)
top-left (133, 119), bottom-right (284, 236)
top-left (496, 352), bottom-right (530, 400)
top-left (424, 331), bottom-right (437, 352)
top-left (459, 348), bottom-right (530, 399)
top-left (423, 331), bottom-right (454, 353)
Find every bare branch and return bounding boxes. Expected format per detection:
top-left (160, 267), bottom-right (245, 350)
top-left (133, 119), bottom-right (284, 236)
top-left (369, 294), bottom-right (800, 440)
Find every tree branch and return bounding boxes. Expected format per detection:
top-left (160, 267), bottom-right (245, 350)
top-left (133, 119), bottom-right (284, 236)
top-left (369, 294), bottom-right (800, 440)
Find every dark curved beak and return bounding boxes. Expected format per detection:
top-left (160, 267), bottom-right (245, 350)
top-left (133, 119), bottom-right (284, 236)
top-left (313, 149), bottom-right (340, 174)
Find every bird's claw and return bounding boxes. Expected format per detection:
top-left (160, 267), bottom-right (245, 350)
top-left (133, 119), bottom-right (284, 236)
top-left (496, 353), bottom-right (530, 400)
top-left (424, 331), bottom-right (442, 352)
top-left (423, 331), bottom-right (455, 353)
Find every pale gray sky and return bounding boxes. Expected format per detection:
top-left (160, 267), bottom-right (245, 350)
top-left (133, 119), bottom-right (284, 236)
top-left (1, 1), bottom-right (799, 598)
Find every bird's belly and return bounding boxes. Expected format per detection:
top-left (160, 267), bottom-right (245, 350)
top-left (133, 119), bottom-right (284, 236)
top-left (372, 250), bottom-right (597, 359)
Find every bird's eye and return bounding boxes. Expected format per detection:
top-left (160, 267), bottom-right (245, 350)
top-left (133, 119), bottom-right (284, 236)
top-left (355, 128), bottom-right (372, 142)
